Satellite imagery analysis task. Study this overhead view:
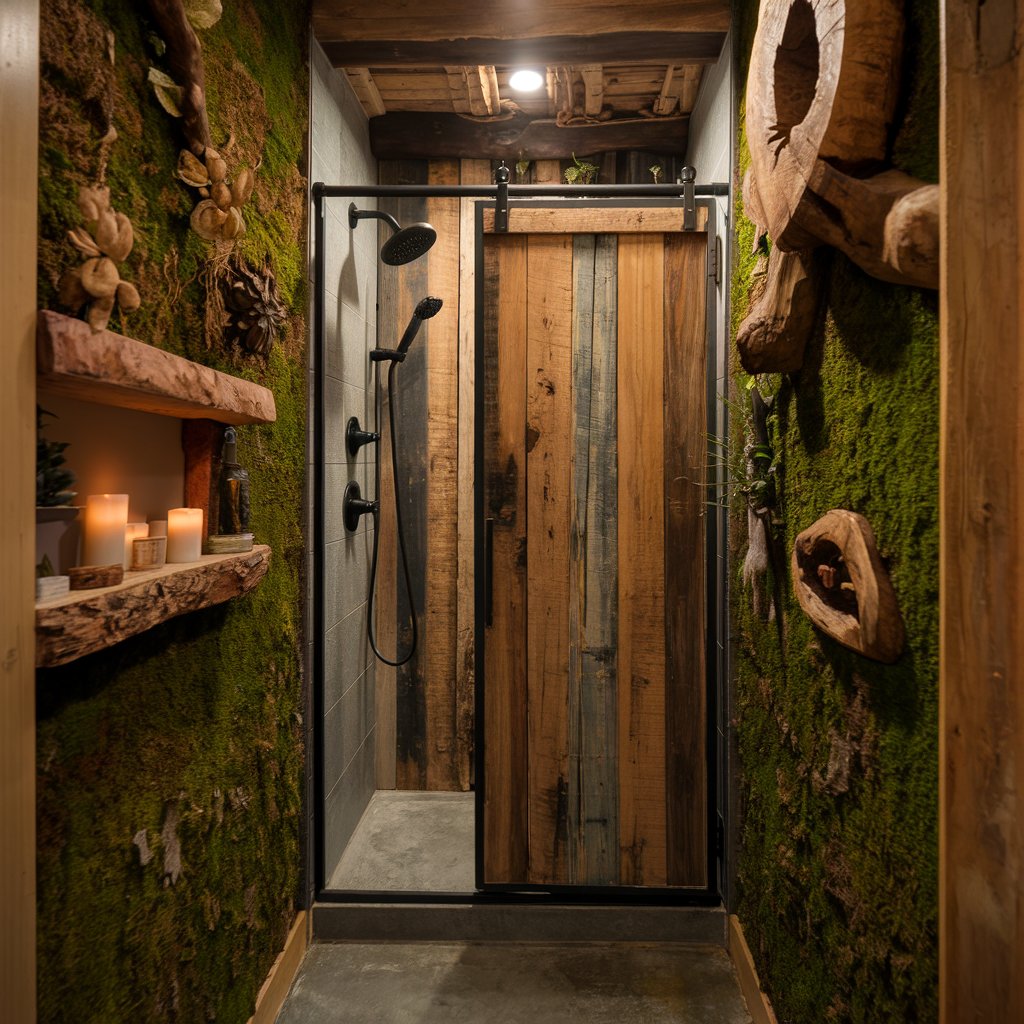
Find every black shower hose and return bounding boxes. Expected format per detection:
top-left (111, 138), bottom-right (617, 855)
top-left (366, 357), bottom-right (418, 667)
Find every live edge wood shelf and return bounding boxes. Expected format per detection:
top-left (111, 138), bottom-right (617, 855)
top-left (37, 310), bottom-right (277, 424)
top-left (35, 311), bottom-right (277, 668)
top-left (36, 547), bottom-right (272, 668)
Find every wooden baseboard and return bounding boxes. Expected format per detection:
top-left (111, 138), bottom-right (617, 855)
top-left (249, 910), bottom-right (308, 1024)
top-left (728, 915), bottom-right (778, 1024)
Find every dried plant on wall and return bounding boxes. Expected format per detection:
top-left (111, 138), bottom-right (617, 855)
top-left (177, 147), bottom-right (255, 242)
top-left (58, 186), bottom-right (141, 332)
top-left (221, 256), bottom-right (285, 358)
top-left (146, 0), bottom-right (259, 244)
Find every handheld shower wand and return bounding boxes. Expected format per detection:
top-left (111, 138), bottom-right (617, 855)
top-left (343, 295), bottom-right (444, 666)
top-left (397, 297), bottom-right (444, 356)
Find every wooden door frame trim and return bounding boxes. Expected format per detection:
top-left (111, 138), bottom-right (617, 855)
top-left (1, 0), bottom-right (39, 1018)
top-left (939, 0), bottom-right (1024, 1019)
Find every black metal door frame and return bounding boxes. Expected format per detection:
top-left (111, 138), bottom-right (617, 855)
top-left (310, 179), bottom-right (728, 906)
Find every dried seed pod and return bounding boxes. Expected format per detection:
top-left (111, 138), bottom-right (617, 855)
top-left (177, 149), bottom-right (210, 188)
top-left (210, 180), bottom-right (232, 210)
top-left (184, 0), bottom-right (223, 30)
top-left (230, 167), bottom-right (254, 208)
top-left (221, 206), bottom-right (245, 240)
top-left (190, 199), bottom-right (228, 241)
top-left (104, 212), bottom-right (134, 262)
top-left (116, 280), bottom-right (141, 313)
top-left (204, 148), bottom-right (227, 183)
top-left (80, 256), bottom-right (120, 298)
top-left (87, 293), bottom-right (116, 332)
top-left (94, 209), bottom-right (119, 253)
top-left (67, 227), bottom-right (101, 258)
top-left (58, 267), bottom-right (89, 309)
top-left (78, 185), bottom-right (111, 226)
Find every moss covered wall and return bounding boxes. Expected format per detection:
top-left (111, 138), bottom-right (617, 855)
top-left (730, 1), bottom-right (939, 1021)
top-left (36, 2), bottom-right (309, 1021)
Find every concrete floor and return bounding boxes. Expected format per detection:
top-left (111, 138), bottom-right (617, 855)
top-left (328, 791), bottom-right (475, 892)
top-left (276, 942), bottom-right (753, 1024)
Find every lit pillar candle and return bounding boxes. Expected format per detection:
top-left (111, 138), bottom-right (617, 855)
top-left (124, 522), bottom-right (149, 568)
top-left (82, 494), bottom-right (129, 567)
top-left (166, 508), bottom-right (203, 563)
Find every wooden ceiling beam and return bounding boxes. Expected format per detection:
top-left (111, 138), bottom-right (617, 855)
top-left (653, 65), bottom-right (681, 116)
top-left (368, 110), bottom-right (688, 160)
top-left (346, 67), bottom-right (386, 116)
top-left (313, 2), bottom-right (731, 42)
top-left (321, 32), bottom-right (726, 69)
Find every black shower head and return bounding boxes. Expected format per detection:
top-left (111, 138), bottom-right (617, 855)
top-left (348, 202), bottom-right (437, 265)
top-left (396, 296), bottom-right (444, 356)
top-left (381, 224), bottom-right (437, 266)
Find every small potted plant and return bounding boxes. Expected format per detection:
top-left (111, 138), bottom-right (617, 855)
top-left (564, 153), bottom-right (599, 185)
top-left (36, 406), bottom-right (78, 597)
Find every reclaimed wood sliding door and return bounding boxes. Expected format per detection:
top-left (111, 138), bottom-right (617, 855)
top-left (482, 209), bottom-right (709, 889)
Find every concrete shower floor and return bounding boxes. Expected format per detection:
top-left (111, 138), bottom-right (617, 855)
top-left (276, 942), bottom-right (753, 1024)
top-left (327, 790), bottom-right (475, 892)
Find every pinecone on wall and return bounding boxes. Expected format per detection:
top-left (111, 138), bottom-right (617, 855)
top-left (223, 257), bottom-right (285, 357)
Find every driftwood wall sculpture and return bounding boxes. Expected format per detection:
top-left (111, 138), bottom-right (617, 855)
top-left (738, 0), bottom-right (939, 373)
top-left (792, 508), bottom-right (904, 663)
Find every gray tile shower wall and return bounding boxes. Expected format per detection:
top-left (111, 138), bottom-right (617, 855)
top-left (310, 39), bottom-right (379, 879)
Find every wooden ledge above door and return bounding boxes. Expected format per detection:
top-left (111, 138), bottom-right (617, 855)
top-left (482, 206), bottom-right (708, 233)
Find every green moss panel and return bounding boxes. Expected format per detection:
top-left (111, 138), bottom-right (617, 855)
top-left (730, 1), bottom-right (939, 1021)
top-left (36, 2), bottom-right (309, 1021)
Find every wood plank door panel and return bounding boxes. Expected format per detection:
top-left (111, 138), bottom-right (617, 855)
top-left (482, 213), bottom-right (708, 890)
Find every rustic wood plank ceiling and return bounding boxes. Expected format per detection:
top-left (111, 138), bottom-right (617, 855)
top-left (312, 0), bottom-right (730, 159)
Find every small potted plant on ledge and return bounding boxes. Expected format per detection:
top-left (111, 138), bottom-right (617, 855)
top-left (36, 406), bottom-right (78, 600)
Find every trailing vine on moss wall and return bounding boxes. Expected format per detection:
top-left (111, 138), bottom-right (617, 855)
top-left (731, 0), bottom-right (939, 1020)
top-left (36, 2), bottom-right (308, 1021)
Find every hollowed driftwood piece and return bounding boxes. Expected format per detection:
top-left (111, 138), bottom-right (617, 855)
top-left (745, 0), bottom-right (938, 288)
top-left (791, 509), bottom-right (904, 662)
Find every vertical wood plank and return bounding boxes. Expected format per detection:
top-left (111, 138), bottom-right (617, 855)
top-left (941, 2), bottom-right (1024, 1019)
top-left (526, 234), bottom-right (574, 884)
top-left (423, 159), bottom-right (462, 791)
top-left (534, 159), bottom-right (562, 184)
top-left (483, 235), bottom-right (529, 882)
top-left (663, 233), bottom-right (708, 887)
top-left (379, 160), bottom-right (430, 790)
top-left (568, 233), bottom-right (620, 885)
top-left (0, 1), bottom-right (38, 1015)
top-left (457, 158), bottom-right (493, 793)
top-left (617, 232), bottom-right (668, 886)
top-left (182, 419), bottom-right (221, 543)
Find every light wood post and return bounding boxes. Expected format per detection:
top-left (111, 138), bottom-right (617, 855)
top-left (0, 0), bottom-right (39, 1018)
top-left (940, 0), bottom-right (1024, 1019)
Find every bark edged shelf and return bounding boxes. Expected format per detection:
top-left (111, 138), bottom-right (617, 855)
top-left (37, 310), bottom-right (277, 424)
top-left (36, 547), bottom-right (272, 668)
top-left (35, 311), bottom-right (277, 667)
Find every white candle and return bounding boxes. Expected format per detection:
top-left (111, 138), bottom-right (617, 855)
top-left (124, 522), bottom-right (149, 568)
top-left (166, 508), bottom-right (203, 563)
top-left (148, 519), bottom-right (168, 538)
top-left (82, 494), bottom-right (129, 567)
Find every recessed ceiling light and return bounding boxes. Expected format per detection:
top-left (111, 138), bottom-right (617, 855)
top-left (509, 69), bottom-right (544, 92)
